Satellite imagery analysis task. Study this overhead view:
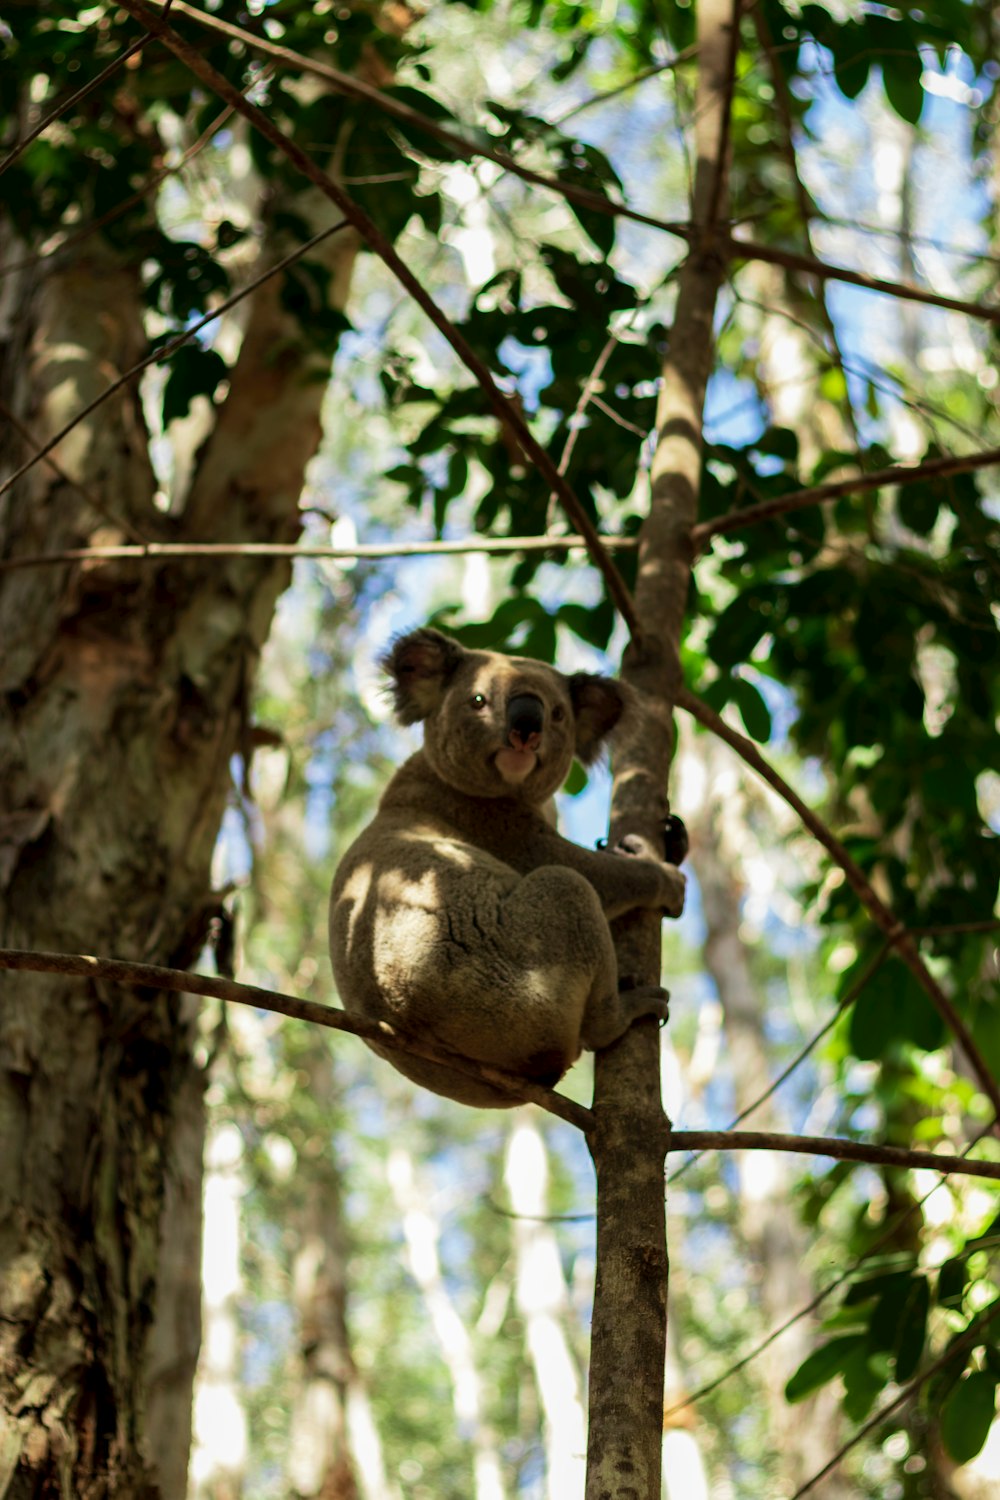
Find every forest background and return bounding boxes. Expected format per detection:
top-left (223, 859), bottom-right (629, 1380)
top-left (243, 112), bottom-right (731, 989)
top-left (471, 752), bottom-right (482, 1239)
top-left (1, 1), bottom-right (999, 1498)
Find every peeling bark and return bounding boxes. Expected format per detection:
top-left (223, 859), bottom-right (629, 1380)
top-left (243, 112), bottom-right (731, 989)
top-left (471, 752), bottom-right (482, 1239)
top-left (0, 142), bottom-right (358, 1495)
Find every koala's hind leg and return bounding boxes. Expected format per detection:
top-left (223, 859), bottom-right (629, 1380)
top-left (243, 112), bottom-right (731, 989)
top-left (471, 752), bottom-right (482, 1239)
top-left (584, 976), bottom-right (669, 1051)
top-left (494, 867), bottom-right (665, 1058)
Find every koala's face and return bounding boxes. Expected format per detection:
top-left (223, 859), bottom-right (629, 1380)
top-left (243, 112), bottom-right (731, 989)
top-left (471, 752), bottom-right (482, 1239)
top-left (384, 628), bottom-right (629, 803)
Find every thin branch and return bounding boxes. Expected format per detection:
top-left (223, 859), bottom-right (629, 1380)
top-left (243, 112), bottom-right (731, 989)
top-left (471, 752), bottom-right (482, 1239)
top-left (0, 30), bottom-right (153, 176)
top-left (0, 399), bottom-right (149, 545)
top-left (549, 45), bottom-right (700, 127)
top-left (789, 1300), bottom-right (1000, 1499)
top-left (0, 220), bottom-right (350, 505)
top-left (0, 97), bottom-right (237, 280)
top-left (667, 941), bottom-right (892, 1186)
top-left (725, 232), bottom-right (1000, 323)
top-left (117, 0), bottom-right (641, 636)
top-left (677, 687), bottom-right (1000, 1125)
top-left (668, 1130), bottom-right (1000, 1182)
top-left (0, 948), bottom-right (593, 1132)
top-left (0, 534), bottom-right (639, 574)
top-left (663, 1122), bottom-right (997, 1420)
top-left (691, 444), bottom-right (1000, 549)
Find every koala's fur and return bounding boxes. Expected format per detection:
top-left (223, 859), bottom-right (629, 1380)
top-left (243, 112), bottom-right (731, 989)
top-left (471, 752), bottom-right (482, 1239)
top-left (329, 627), bottom-right (686, 1107)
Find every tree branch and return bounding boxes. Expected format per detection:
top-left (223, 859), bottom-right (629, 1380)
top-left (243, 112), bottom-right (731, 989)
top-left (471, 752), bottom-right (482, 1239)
top-left (117, 0), bottom-right (640, 636)
top-left (677, 687), bottom-right (1000, 1125)
top-left (692, 443), bottom-right (1000, 549)
top-left (668, 1130), bottom-right (1000, 1182)
top-left (0, 534), bottom-right (639, 575)
top-left (0, 29), bottom-right (153, 176)
top-left (0, 948), bottom-right (593, 1133)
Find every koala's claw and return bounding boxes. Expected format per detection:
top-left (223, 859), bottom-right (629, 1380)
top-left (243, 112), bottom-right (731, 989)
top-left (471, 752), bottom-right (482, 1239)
top-left (619, 979), bottom-right (670, 1025)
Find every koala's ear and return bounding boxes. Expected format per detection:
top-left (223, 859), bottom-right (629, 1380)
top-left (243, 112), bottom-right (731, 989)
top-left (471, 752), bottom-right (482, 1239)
top-left (382, 628), bottom-right (466, 724)
top-left (568, 674), bottom-right (631, 764)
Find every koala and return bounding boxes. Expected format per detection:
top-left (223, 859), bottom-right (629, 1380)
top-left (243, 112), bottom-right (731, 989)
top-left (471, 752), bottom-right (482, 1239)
top-left (329, 627), bottom-right (686, 1107)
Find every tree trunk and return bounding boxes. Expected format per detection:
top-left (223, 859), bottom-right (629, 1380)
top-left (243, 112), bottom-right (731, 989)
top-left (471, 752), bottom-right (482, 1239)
top-left (0, 148), bottom-right (358, 1494)
top-left (585, 5), bottom-right (737, 1497)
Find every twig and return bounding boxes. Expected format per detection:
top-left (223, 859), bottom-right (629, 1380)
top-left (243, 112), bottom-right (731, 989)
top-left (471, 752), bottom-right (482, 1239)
top-left (725, 232), bottom-right (1000, 324)
top-left (117, 0), bottom-right (641, 635)
top-left (0, 534), bottom-right (639, 574)
top-left (667, 941), bottom-right (892, 1186)
top-left (691, 443), bottom-right (1000, 549)
top-left (0, 31), bottom-right (153, 177)
top-left (0, 221), bottom-right (350, 505)
top-left (0, 399), bottom-right (149, 545)
top-left (0, 948), bottom-right (593, 1132)
top-left (132, 3), bottom-right (1000, 327)
top-left (667, 1130), bottom-right (1000, 1182)
top-left (677, 687), bottom-right (1000, 1125)
top-left (0, 98), bottom-right (237, 280)
top-left (789, 1300), bottom-right (1000, 1498)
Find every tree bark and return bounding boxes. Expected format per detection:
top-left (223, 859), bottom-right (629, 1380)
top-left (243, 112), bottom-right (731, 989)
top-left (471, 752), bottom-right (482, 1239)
top-left (0, 113), bottom-right (358, 1494)
top-left (585, 5), bottom-right (737, 1497)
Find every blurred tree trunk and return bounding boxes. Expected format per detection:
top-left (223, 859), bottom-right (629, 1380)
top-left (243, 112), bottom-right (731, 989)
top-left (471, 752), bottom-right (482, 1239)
top-left (387, 1143), bottom-right (504, 1500)
top-left (0, 113), bottom-right (358, 1495)
top-left (692, 776), bottom-right (851, 1497)
top-left (503, 1115), bottom-right (587, 1500)
top-left (289, 1047), bottom-right (396, 1500)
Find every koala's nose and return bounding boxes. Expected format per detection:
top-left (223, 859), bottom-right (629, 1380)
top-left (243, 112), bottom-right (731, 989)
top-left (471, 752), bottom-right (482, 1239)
top-left (506, 693), bottom-right (544, 750)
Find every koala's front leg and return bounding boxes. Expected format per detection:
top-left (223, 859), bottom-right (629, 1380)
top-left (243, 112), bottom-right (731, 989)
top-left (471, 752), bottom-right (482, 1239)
top-left (565, 837), bottom-right (686, 921)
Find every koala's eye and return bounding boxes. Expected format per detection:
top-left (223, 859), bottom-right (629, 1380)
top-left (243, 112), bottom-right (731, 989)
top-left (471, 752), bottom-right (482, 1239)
top-left (552, 704), bottom-right (567, 723)
top-left (471, 693), bottom-right (488, 711)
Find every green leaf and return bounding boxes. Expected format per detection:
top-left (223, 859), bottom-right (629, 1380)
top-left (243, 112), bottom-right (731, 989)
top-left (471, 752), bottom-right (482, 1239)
top-left (563, 760), bottom-right (588, 796)
top-left (895, 1276), bottom-right (930, 1381)
top-left (733, 678), bottom-right (772, 743)
top-left (162, 345), bottom-right (228, 426)
top-left (785, 1335), bottom-right (865, 1403)
top-left (849, 960), bottom-right (946, 1059)
top-left (940, 1370), bottom-right (998, 1465)
top-left (938, 1258), bottom-right (967, 1311)
top-left (881, 54), bottom-right (924, 125)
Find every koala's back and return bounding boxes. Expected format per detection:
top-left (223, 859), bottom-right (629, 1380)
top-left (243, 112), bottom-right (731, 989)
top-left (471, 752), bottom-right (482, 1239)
top-left (329, 774), bottom-right (614, 1105)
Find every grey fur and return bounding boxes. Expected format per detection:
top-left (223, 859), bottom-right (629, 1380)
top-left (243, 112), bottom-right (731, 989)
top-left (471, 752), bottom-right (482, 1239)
top-left (329, 628), bottom-right (685, 1107)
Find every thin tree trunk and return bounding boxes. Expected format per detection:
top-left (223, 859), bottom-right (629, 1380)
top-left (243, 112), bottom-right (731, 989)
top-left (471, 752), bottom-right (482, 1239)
top-left (585, 5), bottom-right (737, 1497)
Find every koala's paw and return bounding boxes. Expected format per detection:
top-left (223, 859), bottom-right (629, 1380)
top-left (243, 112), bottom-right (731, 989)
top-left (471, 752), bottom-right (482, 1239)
top-left (619, 979), bottom-right (670, 1025)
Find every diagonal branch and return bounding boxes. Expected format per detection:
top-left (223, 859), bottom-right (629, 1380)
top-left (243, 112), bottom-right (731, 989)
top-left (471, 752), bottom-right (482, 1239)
top-left (0, 29), bottom-right (153, 176)
top-left (789, 1299), bottom-right (1000, 1499)
top-left (677, 686), bottom-right (1000, 1125)
top-left (691, 443), bottom-right (1000, 550)
top-left (0, 221), bottom-right (350, 506)
top-left (117, 0), bottom-right (640, 635)
top-left (0, 948), bottom-right (593, 1132)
